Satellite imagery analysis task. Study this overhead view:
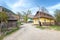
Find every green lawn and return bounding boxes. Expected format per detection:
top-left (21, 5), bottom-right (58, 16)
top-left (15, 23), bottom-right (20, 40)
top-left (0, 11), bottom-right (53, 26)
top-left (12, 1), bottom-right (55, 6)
top-left (36, 25), bottom-right (60, 31)
top-left (49, 26), bottom-right (60, 31)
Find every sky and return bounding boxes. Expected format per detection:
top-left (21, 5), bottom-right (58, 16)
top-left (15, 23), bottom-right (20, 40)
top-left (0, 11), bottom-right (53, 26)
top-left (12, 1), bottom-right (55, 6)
top-left (0, 0), bottom-right (60, 15)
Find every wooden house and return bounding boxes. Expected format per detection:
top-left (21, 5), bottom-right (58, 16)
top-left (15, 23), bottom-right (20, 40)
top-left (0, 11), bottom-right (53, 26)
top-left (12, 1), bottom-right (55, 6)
top-left (33, 11), bottom-right (55, 26)
top-left (0, 6), bottom-right (18, 27)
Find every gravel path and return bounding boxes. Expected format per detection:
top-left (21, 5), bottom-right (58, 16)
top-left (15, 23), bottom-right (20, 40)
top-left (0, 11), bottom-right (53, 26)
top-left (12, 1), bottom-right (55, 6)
top-left (3, 23), bottom-right (60, 40)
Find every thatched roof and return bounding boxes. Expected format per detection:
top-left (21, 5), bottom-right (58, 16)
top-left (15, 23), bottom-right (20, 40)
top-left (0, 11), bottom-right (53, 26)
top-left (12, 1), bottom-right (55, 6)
top-left (6, 12), bottom-right (18, 20)
top-left (34, 11), bottom-right (54, 19)
top-left (0, 6), bottom-right (18, 20)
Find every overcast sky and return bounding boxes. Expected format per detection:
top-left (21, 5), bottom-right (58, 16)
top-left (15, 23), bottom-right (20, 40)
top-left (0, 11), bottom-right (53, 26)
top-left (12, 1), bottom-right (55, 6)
top-left (0, 0), bottom-right (60, 15)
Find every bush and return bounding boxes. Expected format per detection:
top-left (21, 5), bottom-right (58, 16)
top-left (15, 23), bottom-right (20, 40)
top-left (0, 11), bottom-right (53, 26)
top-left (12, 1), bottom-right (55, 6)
top-left (17, 21), bottom-right (22, 27)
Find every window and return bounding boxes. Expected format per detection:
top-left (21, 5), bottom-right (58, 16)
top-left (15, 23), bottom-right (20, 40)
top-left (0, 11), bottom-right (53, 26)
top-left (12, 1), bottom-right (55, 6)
top-left (44, 19), bottom-right (46, 22)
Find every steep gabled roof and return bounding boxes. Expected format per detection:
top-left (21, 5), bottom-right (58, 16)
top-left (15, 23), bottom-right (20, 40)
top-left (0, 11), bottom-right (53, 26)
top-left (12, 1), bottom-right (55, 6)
top-left (0, 6), bottom-right (17, 20)
top-left (34, 11), bottom-right (54, 19)
top-left (6, 12), bottom-right (18, 20)
top-left (0, 6), bottom-right (15, 14)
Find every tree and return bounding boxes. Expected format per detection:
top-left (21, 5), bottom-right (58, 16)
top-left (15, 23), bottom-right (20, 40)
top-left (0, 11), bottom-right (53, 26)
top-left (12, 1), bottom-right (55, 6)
top-left (0, 12), bottom-right (8, 22)
top-left (23, 11), bottom-right (28, 23)
top-left (22, 10), bottom-right (32, 23)
top-left (17, 12), bottom-right (22, 26)
top-left (54, 9), bottom-right (60, 22)
top-left (17, 12), bottom-right (22, 21)
top-left (41, 7), bottom-right (49, 13)
top-left (0, 12), bottom-right (8, 33)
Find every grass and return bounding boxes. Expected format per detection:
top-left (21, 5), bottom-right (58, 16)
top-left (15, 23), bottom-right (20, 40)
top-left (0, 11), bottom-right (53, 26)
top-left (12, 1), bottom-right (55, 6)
top-left (0, 35), bottom-right (5, 40)
top-left (0, 27), bottom-right (19, 40)
top-left (5, 27), bottom-right (19, 36)
top-left (36, 25), bottom-right (60, 31)
top-left (17, 21), bottom-right (23, 26)
top-left (37, 26), bottom-right (46, 29)
top-left (49, 25), bottom-right (60, 31)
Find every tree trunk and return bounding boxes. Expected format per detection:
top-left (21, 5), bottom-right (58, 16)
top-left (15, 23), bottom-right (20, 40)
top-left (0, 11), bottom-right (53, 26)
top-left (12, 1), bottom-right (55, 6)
top-left (0, 21), bottom-right (3, 35)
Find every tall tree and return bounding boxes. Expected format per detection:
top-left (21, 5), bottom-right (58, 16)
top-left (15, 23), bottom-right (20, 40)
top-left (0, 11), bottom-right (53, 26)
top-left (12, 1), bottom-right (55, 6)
top-left (23, 10), bottom-right (32, 23)
top-left (54, 9), bottom-right (60, 22)
top-left (0, 12), bottom-right (8, 33)
top-left (0, 12), bottom-right (8, 22)
top-left (17, 12), bottom-right (22, 21)
top-left (41, 7), bottom-right (49, 13)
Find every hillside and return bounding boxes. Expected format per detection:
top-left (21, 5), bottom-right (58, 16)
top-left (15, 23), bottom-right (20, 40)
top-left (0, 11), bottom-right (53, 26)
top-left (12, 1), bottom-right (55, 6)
top-left (0, 6), bottom-right (15, 15)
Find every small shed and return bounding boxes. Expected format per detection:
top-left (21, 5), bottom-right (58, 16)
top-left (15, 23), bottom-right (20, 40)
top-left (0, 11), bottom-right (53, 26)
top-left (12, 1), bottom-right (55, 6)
top-left (0, 6), bottom-right (18, 27)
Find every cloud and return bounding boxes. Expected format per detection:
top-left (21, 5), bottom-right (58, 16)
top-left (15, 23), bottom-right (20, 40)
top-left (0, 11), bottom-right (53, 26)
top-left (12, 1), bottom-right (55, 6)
top-left (30, 3), bottom-right (60, 15)
top-left (11, 0), bottom-right (33, 8)
top-left (3, 0), bottom-right (25, 13)
top-left (12, 0), bottom-right (24, 8)
top-left (48, 3), bottom-right (60, 10)
top-left (47, 3), bottom-right (60, 15)
top-left (11, 2), bottom-right (60, 15)
top-left (30, 7), bottom-right (39, 15)
top-left (5, 0), bottom-right (34, 13)
top-left (1, 0), bottom-right (60, 16)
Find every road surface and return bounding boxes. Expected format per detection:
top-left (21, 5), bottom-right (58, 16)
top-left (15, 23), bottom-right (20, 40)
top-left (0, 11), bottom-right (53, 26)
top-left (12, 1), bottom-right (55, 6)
top-left (3, 23), bottom-right (60, 40)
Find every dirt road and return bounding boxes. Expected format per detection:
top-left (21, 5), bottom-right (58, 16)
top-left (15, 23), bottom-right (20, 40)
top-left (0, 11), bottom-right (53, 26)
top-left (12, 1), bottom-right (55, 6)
top-left (3, 23), bottom-right (60, 40)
